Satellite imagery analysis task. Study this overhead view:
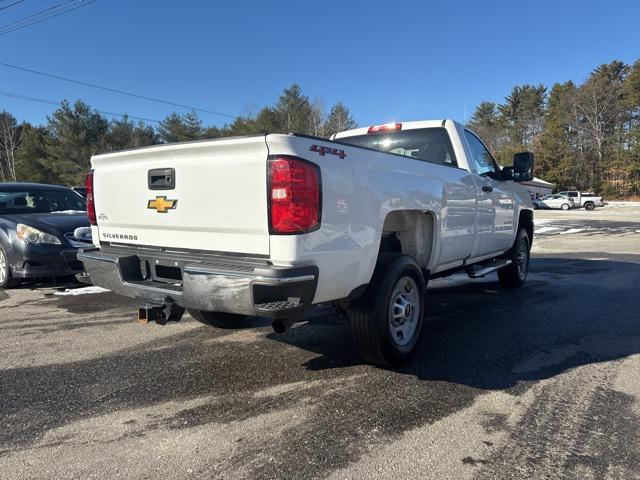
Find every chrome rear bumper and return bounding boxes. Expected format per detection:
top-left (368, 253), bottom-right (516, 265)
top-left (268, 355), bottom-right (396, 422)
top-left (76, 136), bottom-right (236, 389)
top-left (78, 247), bottom-right (318, 319)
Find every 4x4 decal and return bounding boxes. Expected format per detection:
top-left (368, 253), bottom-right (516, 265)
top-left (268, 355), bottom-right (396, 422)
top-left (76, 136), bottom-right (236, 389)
top-left (309, 144), bottom-right (346, 159)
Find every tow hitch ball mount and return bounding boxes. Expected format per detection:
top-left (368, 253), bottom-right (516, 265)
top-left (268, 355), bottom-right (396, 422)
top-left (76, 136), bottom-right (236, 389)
top-left (138, 298), bottom-right (184, 325)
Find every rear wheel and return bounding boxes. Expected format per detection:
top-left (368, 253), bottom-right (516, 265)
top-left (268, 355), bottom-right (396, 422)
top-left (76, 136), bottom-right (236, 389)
top-left (188, 310), bottom-right (248, 329)
top-left (584, 202), bottom-right (595, 211)
top-left (498, 228), bottom-right (530, 288)
top-left (561, 203), bottom-right (570, 211)
top-left (349, 255), bottom-right (426, 368)
top-left (0, 245), bottom-right (19, 289)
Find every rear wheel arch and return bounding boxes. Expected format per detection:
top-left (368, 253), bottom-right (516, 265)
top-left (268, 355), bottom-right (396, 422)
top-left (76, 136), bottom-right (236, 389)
top-left (378, 209), bottom-right (436, 270)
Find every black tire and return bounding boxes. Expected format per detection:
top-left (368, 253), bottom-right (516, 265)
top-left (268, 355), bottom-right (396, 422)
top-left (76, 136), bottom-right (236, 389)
top-left (561, 203), bottom-right (570, 211)
top-left (188, 310), bottom-right (248, 329)
top-left (0, 244), bottom-right (20, 289)
top-left (584, 202), bottom-right (595, 211)
top-left (498, 228), bottom-right (530, 288)
top-left (349, 254), bottom-right (426, 368)
top-left (532, 203), bottom-right (539, 210)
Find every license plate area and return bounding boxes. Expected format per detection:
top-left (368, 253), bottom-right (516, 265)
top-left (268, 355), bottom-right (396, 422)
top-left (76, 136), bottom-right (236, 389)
top-left (146, 258), bottom-right (183, 285)
top-left (118, 255), bottom-right (183, 286)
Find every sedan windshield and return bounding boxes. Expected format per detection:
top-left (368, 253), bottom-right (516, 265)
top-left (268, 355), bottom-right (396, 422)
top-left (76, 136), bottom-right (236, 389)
top-left (0, 189), bottom-right (86, 214)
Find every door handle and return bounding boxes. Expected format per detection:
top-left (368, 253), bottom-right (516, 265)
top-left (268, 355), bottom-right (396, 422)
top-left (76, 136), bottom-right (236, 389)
top-left (482, 185), bottom-right (493, 193)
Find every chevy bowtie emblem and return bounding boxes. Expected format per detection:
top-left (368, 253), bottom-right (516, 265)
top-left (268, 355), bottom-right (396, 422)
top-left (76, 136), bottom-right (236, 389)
top-left (148, 196), bottom-right (177, 213)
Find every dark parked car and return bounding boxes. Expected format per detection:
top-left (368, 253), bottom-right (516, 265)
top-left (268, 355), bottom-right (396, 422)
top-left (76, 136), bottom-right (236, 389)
top-left (0, 183), bottom-right (93, 288)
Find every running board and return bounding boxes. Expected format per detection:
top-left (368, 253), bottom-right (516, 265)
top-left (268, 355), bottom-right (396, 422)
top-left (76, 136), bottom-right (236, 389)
top-left (466, 259), bottom-right (512, 278)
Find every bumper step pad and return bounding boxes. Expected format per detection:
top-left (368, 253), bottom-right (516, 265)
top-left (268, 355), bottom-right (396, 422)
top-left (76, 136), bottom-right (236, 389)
top-left (254, 299), bottom-right (304, 318)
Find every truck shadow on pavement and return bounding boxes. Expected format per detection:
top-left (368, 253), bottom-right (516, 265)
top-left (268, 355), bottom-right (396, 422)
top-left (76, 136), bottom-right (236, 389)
top-left (1, 255), bottom-right (639, 478)
top-left (276, 254), bottom-right (640, 389)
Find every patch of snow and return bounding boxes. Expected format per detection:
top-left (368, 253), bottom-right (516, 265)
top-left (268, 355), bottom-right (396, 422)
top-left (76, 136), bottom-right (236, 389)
top-left (54, 286), bottom-right (110, 296)
top-left (560, 228), bottom-right (585, 235)
top-left (534, 219), bottom-right (553, 226)
top-left (535, 226), bottom-right (562, 234)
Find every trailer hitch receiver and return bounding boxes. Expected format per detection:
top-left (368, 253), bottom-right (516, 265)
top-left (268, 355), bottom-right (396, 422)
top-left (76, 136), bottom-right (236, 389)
top-left (138, 298), bottom-right (184, 325)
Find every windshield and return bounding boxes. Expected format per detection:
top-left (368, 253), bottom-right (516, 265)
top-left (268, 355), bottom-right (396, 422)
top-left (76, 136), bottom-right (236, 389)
top-left (336, 127), bottom-right (458, 167)
top-left (0, 189), bottom-right (87, 215)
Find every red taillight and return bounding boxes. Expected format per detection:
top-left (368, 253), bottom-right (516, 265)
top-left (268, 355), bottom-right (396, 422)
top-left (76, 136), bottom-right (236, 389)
top-left (269, 157), bottom-right (320, 234)
top-left (86, 170), bottom-right (96, 225)
top-left (367, 122), bottom-right (402, 134)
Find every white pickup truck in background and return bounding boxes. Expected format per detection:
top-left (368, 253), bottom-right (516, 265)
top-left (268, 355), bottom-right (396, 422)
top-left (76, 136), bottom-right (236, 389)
top-left (557, 191), bottom-right (604, 210)
top-left (79, 120), bottom-right (535, 367)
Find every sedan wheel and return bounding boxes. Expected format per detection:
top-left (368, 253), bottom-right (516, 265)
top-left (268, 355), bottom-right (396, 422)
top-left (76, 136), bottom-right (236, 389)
top-left (0, 249), bottom-right (7, 285)
top-left (561, 203), bottom-right (570, 211)
top-left (0, 246), bottom-right (19, 289)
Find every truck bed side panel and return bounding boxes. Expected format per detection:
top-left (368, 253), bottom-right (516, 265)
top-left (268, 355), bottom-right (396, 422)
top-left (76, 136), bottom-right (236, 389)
top-left (266, 134), bottom-right (477, 304)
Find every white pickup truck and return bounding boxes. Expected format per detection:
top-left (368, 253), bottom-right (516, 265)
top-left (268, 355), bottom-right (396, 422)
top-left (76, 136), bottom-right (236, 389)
top-left (557, 191), bottom-right (604, 210)
top-left (79, 120), bottom-right (534, 367)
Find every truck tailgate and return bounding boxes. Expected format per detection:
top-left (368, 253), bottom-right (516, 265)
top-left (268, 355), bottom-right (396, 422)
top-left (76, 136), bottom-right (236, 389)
top-left (91, 136), bottom-right (270, 256)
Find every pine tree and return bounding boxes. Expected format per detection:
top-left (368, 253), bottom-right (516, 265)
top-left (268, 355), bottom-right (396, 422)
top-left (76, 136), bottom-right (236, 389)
top-left (275, 84), bottom-right (313, 134)
top-left (324, 103), bottom-right (357, 137)
top-left (45, 100), bottom-right (109, 185)
top-left (157, 111), bottom-right (204, 143)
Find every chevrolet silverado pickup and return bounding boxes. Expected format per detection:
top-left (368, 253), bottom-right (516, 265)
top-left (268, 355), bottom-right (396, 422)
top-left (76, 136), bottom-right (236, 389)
top-left (79, 120), bottom-right (535, 367)
top-left (557, 191), bottom-right (604, 210)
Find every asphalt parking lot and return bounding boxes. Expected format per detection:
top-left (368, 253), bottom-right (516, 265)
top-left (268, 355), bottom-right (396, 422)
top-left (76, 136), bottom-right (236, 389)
top-left (1, 203), bottom-right (640, 480)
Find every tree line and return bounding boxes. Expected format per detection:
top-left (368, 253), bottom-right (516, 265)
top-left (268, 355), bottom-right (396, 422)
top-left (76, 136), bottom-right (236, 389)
top-left (2, 58), bottom-right (639, 197)
top-left (468, 59), bottom-right (640, 197)
top-left (0, 84), bottom-right (356, 186)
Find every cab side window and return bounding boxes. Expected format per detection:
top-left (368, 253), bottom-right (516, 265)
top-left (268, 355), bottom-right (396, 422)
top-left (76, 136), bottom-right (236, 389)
top-left (464, 130), bottom-right (500, 177)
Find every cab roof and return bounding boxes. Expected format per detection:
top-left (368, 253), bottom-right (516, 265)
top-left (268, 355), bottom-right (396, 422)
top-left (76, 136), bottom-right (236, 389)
top-left (332, 119), bottom-right (457, 140)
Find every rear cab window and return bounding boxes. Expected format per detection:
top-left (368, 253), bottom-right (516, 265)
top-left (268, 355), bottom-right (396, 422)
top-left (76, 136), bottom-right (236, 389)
top-left (336, 127), bottom-right (458, 167)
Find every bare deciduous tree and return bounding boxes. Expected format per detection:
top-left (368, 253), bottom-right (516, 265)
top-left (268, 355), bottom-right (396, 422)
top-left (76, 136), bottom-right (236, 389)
top-left (309, 97), bottom-right (326, 138)
top-left (0, 111), bottom-right (21, 182)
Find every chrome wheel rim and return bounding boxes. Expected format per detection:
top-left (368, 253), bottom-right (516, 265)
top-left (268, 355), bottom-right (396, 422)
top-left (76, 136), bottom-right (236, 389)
top-left (516, 237), bottom-right (528, 279)
top-left (0, 249), bottom-right (6, 284)
top-left (388, 276), bottom-right (420, 347)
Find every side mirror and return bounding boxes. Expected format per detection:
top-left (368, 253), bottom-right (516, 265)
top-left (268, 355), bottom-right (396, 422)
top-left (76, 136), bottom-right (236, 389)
top-left (512, 152), bottom-right (534, 182)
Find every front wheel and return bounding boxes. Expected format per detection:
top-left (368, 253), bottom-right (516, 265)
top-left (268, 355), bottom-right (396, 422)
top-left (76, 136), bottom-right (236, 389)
top-left (561, 203), bottom-right (570, 211)
top-left (349, 255), bottom-right (426, 368)
top-left (188, 310), bottom-right (248, 329)
top-left (0, 245), bottom-right (20, 289)
top-left (498, 228), bottom-right (530, 288)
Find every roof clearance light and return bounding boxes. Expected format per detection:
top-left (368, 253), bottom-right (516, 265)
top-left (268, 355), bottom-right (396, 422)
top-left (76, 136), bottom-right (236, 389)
top-left (367, 122), bottom-right (402, 134)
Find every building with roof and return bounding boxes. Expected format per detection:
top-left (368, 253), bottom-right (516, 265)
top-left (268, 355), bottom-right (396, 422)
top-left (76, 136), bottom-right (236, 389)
top-left (521, 177), bottom-right (554, 199)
